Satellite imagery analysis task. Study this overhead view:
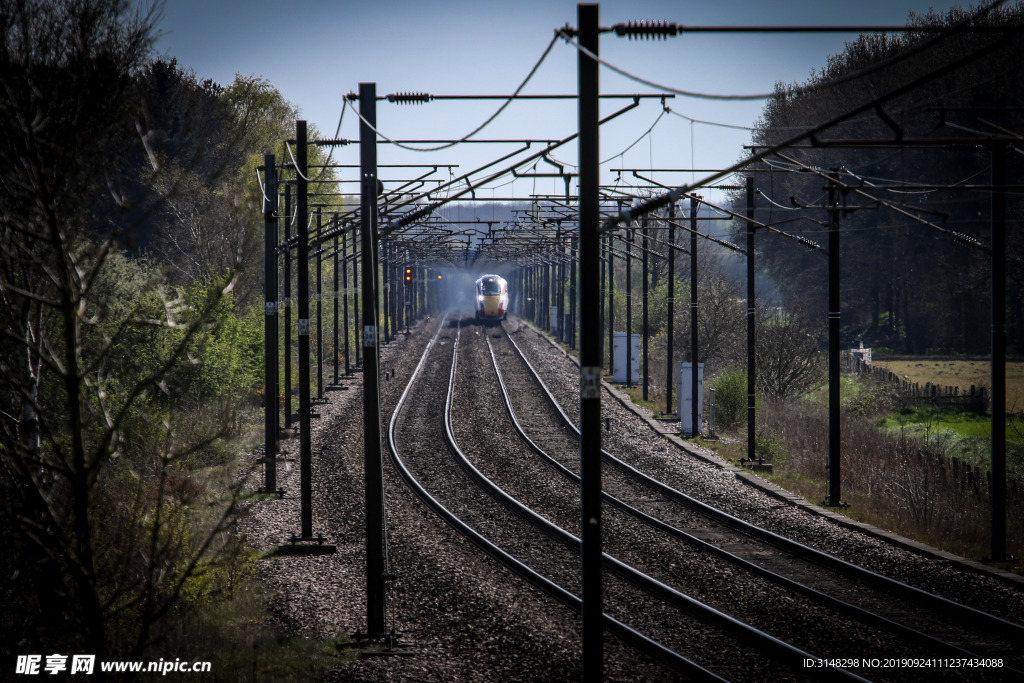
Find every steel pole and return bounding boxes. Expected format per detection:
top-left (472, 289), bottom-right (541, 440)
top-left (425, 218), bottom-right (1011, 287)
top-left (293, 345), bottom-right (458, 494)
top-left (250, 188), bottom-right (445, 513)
top-left (608, 232), bottom-right (615, 379)
top-left (343, 229), bottom-right (351, 376)
top-left (360, 83), bottom-right (386, 636)
top-left (746, 177), bottom-right (757, 463)
top-left (333, 219), bottom-right (340, 385)
top-left (570, 241), bottom-right (577, 350)
top-left (296, 120), bottom-right (312, 538)
top-left (263, 154), bottom-right (278, 492)
top-left (382, 241), bottom-right (391, 343)
top-left (665, 202), bottom-right (675, 417)
top-left (626, 226), bottom-right (633, 388)
top-left (991, 144), bottom-right (1007, 562)
top-left (642, 219), bottom-right (649, 401)
top-left (578, 4), bottom-right (603, 680)
top-left (690, 196), bottom-right (700, 436)
top-left (316, 206), bottom-right (324, 401)
top-left (284, 185), bottom-right (293, 427)
top-left (827, 171), bottom-right (842, 505)
top-left (601, 237), bottom-right (607, 368)
top-left (354, 226), bottom-right (361, 368)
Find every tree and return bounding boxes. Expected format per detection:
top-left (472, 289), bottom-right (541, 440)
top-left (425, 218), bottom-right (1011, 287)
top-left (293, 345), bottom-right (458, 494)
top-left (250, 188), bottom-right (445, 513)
top-left (737, 4), bottom-right (1024, 354)
top-left (755, 304), bottom-right (827, 398)
top-left (145, 70), bottom-right (338, 310)
top-left (0, 0), bottom-right (256, 660)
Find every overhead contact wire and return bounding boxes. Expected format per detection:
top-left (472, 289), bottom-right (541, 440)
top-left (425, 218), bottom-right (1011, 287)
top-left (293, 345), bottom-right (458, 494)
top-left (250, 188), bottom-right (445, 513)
top-left (600, 107), bottom-right (667, 165)
top-left (353, 33), bottom-right (560, 152)
top-left (559, 0), bottom-right (1008, 102)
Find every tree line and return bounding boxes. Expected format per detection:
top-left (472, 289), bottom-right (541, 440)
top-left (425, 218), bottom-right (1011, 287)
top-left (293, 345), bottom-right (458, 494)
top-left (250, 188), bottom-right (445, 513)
top-left (0, 0), bottom-right (333, 662)
top-left (736, 3), bottom-right (1024, 356)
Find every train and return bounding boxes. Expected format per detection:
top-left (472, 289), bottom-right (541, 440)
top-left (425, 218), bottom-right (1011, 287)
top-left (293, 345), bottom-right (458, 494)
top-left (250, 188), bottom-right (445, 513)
top-left (475, 274), bottom-right (508, 321)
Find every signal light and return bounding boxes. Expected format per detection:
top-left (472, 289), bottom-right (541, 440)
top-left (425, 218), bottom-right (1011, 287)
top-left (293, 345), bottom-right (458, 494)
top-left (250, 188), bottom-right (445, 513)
top-left (437, 274), bottom-right (443, 280)
top-left (404, 267), bottom-right (412, 283)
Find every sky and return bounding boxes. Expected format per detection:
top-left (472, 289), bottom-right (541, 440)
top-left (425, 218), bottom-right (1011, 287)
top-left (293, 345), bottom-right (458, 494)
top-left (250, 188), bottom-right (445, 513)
top-left (146, 0), bottom-right (970, 207)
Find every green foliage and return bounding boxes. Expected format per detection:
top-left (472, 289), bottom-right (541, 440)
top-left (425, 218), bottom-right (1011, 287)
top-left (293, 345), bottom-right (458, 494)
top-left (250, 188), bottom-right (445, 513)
top-left (712, 367), bottom-right (749, 430)
top-left (0, 2), bottom-right (289, 659)
top-left (842, 375), bottom-right (901, 417)
top-left (883, 407), bottom-right (1024, 475)
top-left (179, 544), bottom-right (259, 607)
top-left (740, 5), bottom-right (1024, 356)
top-left (756, 427), bottom-right (787, 464)
top-left (749, 396), bottom-right (1024, 563)
top-left (179, 284), bottom-right (264, 407)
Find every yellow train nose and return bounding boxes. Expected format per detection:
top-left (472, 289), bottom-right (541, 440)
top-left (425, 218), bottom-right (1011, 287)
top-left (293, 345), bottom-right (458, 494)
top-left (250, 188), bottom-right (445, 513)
top-left (482, 296), bottom-right (502, 316)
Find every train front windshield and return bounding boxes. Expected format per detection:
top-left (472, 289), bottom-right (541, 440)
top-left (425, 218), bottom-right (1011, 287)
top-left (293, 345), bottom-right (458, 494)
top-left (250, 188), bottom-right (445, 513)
top-left (480, 279), bottom-right (502, 296)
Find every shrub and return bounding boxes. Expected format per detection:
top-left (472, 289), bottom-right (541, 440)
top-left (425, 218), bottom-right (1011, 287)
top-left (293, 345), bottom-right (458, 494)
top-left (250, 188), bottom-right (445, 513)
top-left (756, 427), bottom-right (787, 464)
top-left (759, 396), bottom-right (1022, 561)
top-left (712, 367), bottom-right (748, 430)
top-left (844, 375), bottom-right (900, 417)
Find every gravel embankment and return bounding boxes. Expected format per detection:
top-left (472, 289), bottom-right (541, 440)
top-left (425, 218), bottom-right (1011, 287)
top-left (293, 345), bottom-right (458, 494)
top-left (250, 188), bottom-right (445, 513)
top-left (239, 315), bottom-right (1023, 681)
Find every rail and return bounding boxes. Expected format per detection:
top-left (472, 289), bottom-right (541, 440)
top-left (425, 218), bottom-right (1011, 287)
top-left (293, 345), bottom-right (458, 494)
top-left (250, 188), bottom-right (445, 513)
top-left (385, 314), bottom-right (720, 679)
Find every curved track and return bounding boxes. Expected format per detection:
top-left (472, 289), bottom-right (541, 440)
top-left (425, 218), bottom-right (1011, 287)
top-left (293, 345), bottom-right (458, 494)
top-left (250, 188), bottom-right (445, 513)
top-left (384, 313), bottom-right (1024, 681)
top-left (488, 320), bottom-right (1024, 667)
top-left (388, 315), bottom-right (725, 680)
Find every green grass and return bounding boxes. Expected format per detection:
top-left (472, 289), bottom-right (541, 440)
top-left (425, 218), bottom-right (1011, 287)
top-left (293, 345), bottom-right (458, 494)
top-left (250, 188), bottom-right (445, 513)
top-left (806, 375), bottom-right (862, 405)
top-left (881, 406), bottom-right (1024, 474)
top-left (885, 406), bottom-right (982, 432)
top-left (615, 382), bottom-right (664, 415)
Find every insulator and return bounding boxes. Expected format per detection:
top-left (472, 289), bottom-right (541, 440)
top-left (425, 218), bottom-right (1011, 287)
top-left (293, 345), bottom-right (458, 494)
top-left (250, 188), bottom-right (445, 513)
top-left (952, 231), bottom-right (982, 249)
top-left (613, 20), bottom-right (679, 40)
top-left (386, 92), bottom-right (434, 104)
top-left (798, 237), bottom-right (821, 251)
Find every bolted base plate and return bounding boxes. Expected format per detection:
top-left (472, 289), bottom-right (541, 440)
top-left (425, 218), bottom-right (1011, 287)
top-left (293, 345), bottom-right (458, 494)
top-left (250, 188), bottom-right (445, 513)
top-left (270, 535), bottom-right (336, 556)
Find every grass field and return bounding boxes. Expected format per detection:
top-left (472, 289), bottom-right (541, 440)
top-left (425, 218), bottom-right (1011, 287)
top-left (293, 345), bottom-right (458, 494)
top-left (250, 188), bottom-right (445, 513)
top-left (872, 357), bottom-right (1024, 411)
top-left (692, 356), bottom-right (1024, 565)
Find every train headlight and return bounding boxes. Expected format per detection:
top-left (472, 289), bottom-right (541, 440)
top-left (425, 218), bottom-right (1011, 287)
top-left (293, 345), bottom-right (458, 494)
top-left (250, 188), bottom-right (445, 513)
top-left (477, 295), bottom-right (484, 302)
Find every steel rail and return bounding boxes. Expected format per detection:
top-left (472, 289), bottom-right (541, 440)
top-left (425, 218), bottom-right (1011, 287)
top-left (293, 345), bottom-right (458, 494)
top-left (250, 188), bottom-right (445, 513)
top-left (502, 325), bottom-right (1024, 640)
top-left (443, 323), bottom-right (867, 681)
top-left (385, 314), bottom-right (717, 679)
top-left (489, 325), bottom-right (1020, 669)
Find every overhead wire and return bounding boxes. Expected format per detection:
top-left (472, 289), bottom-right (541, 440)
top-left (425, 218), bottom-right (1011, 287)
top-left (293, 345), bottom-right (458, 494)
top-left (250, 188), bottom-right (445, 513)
top-left (558, 1), bottom-right (1009, 103)
top-left (255, 167), bottom-right (270, 205)
top-left (663, 105), bottom-right (754, 131)
top-left (610, 72), bottom-right (996, 228)
top-left (775, 150), bottom-right (987, 250)
top-left (556, 28), bottom-right (777, 101)
top-left (600, 106), bottom-right (667, 165)
top-left (352, 33), bottom-right (560, 152)
top-left (841, 165), bottom-right (992, 194)
top-left (757, 189), bottom-right (800, 211)
top-left (312, 97), bottom-right (348, 184)
top-left (546, 152), bottom-right (578, 170)
top-left (284, 140), bottom-right (311, 182)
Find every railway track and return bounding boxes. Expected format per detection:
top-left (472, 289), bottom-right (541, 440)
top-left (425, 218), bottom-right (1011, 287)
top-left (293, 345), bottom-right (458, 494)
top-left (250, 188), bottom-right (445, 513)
top-left (385, 312), bottom-right (1024, 680)
top-left (386, 314), bottom-right (995, 680)
top-left (250, 311), bottom-right (1024, 681)
top-left (389, 315), bottom-right (729, 679)
top-left (483, 318), bottom-right (1024, 681)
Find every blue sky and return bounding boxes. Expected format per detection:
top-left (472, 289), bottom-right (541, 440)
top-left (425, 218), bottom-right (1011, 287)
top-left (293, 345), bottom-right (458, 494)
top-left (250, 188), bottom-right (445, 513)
top-left (148, 0), bottom-right (969, 204)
